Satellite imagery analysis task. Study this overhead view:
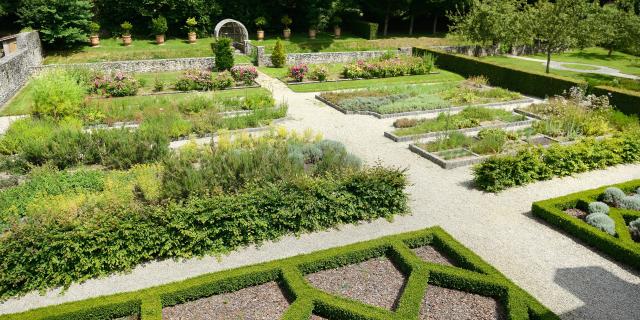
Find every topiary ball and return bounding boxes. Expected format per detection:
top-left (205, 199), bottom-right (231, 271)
top-left (600, 187), bottom-right (626, 205)
top-left (630, 218), bottom-right (640, 241)
top-left (585, 213), bottom-right (616, 236)
top-left (588, 202), bottom-right (609, 215)
top-left (619, 196), bottom-right (640, 211)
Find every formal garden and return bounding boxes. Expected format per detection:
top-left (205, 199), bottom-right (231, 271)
top-left (0, 0), bottom-right (640, 319)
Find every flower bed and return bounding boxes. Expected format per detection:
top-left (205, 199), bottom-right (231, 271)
top-left (532, 180), bottom-right (640, 270)
top-left (0, 132), bottom-right (408, 300)
top-left (0, 227), bottom-right (558, 320)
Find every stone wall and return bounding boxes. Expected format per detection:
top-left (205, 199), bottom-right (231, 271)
top-left (0, 31), bottom-right (42, 107)
top-left (256, 47), bottom-right (412, 67)
top-left (41, 57), bottom-right (216, 73)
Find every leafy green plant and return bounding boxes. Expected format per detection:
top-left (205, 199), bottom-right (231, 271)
top-left (31, 69), bottom-right (86, 119)
top-left (271, 39), bottom-right (286, 68)
top-left (213, 71), bottom-right (234, 89)
top-left (17, 0), bottom-right (93, 48)
top-left (89, 22), bottom-right (100, 35)
top-left (120, 21), bottom-right (132, 36)
top-left (254, 16), bottom-right (267, 31)
top-left (151, 16), bottom-right (168, 35)
top-left (281, 15), bottom-right (292, 30)
top-left (185, 17), bottom-right (198, 33)
top-left (212, 37), bottom-right (234, 71)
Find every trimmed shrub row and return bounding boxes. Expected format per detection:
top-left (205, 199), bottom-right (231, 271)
top-left (532, 180), bottom-right (640, 270)
top-left (0, 227), bottom-right (558, 320)
top-left (349, 20), bottom-right (379, 40)
top-left (413, 48), bottom-right (640, 116)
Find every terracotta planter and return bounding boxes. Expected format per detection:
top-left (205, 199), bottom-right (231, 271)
top-left (90, 35), bottom-right (100, 47)
top-left (155, 34), bottom-right (165, 45)
top-left (308, 29), bottom-right (317, 39)
top-left (334, 26), bottom-right (341, 38)
top-left (257, 30), bottom-right (264, 41)
top-left (122, 35), bottom-right (132, 46)
top-left (283, 29), bottom-right (291, 40)
top-left (188, 32), bottom-right (197, 44)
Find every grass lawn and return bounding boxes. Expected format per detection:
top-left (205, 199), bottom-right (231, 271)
top-left (527, 47), bottom-right (640, 76)
top-left (479, 55), bottom-right (640, 93)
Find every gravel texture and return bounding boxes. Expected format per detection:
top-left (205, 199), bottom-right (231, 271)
top-left (412, 246), bottom-right (457, 267)
top-left (305, 257), bottom-right (407, 310)
top-left (565, 208), bottom-right (588, 220)
top-left (421, 285), bottom-right (505, 320)
top-left (2, 71), bottom-right (640, 320)
top-left (161, 281), bottom-right (290, 320)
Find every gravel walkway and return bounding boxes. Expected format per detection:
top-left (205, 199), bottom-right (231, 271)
top-left (412, 246), bottom-right (457, 267)
top-left (2, 72), bottom-right (640, 320)
top-left (305, 257), bottom-right (407, 310)
top-left (507, 56), bottom-right (640, 80)
top-left (161, 281), bottom-right (290, 320)
top-left (421, 285), bottom-right (505, 320)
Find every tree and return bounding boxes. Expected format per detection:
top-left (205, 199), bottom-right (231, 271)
top-left (18, 0), bottom-right (94, 48)
top-left (595, 3), bottom-right (640, 56)
top-left (361, 0), bottom-right (408, 37)
top-left (530, 0), bottom-right (599, 73)
top-left (212, 37), bottom-right (234, 71)
top-left (271, 39), bottom-right (286, 67)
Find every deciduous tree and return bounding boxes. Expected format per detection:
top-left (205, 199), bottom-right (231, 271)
top-left (18, 0), bottom-right (94, 48)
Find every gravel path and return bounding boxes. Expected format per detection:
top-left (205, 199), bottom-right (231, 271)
top-left (305, 257), bottom-right (406, 310)
top-left (412, 246), bottom-right (457, 267)
top-left (507, 55), bottom-right (640, 80)
top-left (161, 281), bottom-right (290, 320)
top-left (421, 285), bottom-right (505, 320)
top-left (2, 72), bottom-right (640, 320)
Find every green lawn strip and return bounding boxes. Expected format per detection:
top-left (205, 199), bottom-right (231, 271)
top-left (286, 72), bottom-right (463, 93)
top-left (0, 80), bottom-right (35, 116)
top-left (0, 227), bottom-right (557, 320)
top-left (532, 180), bottom-right (640, 271)
top-left (561, 63), bottom-right (600, 71)
top-left (527, 47), bottom-right (640, 76)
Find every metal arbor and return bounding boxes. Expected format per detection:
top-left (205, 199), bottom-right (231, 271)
top-left (214, 19), bottom-right (249, 44)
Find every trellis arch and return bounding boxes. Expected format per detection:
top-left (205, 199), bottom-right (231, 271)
top-left (214, 19), bottom-right (249, 44)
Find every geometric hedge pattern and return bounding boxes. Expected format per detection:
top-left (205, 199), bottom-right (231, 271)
top-left (0, 227), bottom-right (559, 320)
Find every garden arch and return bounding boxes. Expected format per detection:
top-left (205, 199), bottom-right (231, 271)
top-left (214, 19), bottom-right (249, 44)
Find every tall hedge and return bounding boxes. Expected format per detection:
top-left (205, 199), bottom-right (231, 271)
top-left (414, 48), bottom-right (640, 116)
top-left (349, 20), bottom-right (378, 40)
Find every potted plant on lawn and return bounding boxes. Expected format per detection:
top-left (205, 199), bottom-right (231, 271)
top-left (121, 21), bottom-right (133, 46)
top-left (281, 15), bottom-right (292, 40)
top-left (186, 17), bottom-right (198, 44)
top-left (255, 16), bottom-right (267, 41)
top-left (151, 16), bottom-right (168, 45)
top-left (89, 22), bottom-right (100, 47)
top-left (332, 16), bottom-right (342, 38)
top-left (308, 18), bottom-right (318, 40)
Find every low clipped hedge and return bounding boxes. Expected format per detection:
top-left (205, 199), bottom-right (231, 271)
top-left (0, 227), bottom-right (558, 320)
top-left (532, 180), bottom-right (640, 271)
top-left (413, 48), bottom-right (640, 116)
top-left (350, 20), bottom-right (378, 40)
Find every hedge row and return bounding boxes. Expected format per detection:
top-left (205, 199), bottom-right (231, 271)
top-left (413, 48), bottom-right (640, 116)
top-left (0, 227), bottom-right (559, 320)
top-left (349, 20), bottom-right (379, 40)
top-left (532, 180), bottom-right (640, 271)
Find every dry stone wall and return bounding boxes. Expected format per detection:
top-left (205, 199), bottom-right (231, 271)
top-left (0, 31), bottom-right (42, 107)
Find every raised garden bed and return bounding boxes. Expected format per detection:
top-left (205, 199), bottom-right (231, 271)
top-left (532, 180), bottom-right (640, 270)
top-left (0, 227), bottom-right (559, 320)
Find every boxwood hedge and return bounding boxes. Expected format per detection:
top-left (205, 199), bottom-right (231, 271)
top-left (532, 180), bottom-right (640, 270)
top-left (0, 227), bottom-right (558, 320)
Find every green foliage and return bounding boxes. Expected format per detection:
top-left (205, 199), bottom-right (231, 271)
top-left (350, 20), bottom-right (378, 40)
top-left (186, 17), bottom-right (198, 33)
top-left (271, 39), bottom-right (287, 68)
top-left (120, 21), bottom-right (132, 36)
top-left (601, 187), bottom-right (626, 205)
top-left (213, 71), bottom-right (234, 90)
top-left (89, 22), bottom-right (100, 35)
top-left (588, 202), bottom-right (610, 215)
top-left (151, 16), bottom-right (168, 35)
top-left (281, 15), bottom-right (292, 29)
top-left (585, 213), bottom-right (616, 235)
top-left (17, 0), bottom-right (94, 48)
top-left (254, 16), bottom-right (267, 30)
top-left (31, 69), bottom-right (86, 119)
top-left (620, 196), bottom-right (640, 211)
top-left (630, 218), bottom-right (640, 241)
top-left (212, 37), bottom-right (234, 71)
top-left (595, 4), bottom-right (640, 55)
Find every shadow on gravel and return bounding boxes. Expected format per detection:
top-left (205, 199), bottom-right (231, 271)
top-left (555, 266), bottom-right (640, 320)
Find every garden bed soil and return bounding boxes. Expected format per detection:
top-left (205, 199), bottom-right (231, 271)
top-left (420, 285), bottom-right (506, 320)
top-left (310, 315), bottom-right (329, 320)
top-left (411, 245), bottom-right (457, 267)
top-left (161, 281), bottom-right (291, 320)
top-left (316, 95), bottom-right (536, 120)
top-left (305, 257), bottom-right (407, 310)
top-left (565, 208), bottom-right (588, 220)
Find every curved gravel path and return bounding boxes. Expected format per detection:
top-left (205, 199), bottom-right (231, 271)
top-left (507, 55), bottom-right (640, 80)
top-left (1, 73), bottom-right (639, 320)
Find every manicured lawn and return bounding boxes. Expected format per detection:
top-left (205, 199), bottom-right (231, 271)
top-left (0, 80), bottom-right (35, 115)
top-left (527, 47), bottom-right (640, 76)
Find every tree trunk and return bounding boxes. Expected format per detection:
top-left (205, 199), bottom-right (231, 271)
top-left (384, 4), bottom-right (390, 36)
top-left (432, 15), bottom-right (438, 34)
top-left (409, 15), bottom-right (415, 35)
top-left (608, 47), bottom-right (613, 57)
top-left (546, 49), bottom-right (552, 74)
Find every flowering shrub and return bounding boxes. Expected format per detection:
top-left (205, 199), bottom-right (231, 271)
top-left (91, 71), bottom-right (140, 97)
top-left (174, 69), bottom-right (213, 91)
top-left (288, 64), bottom-right (308, 82)
top-left (213, 71), bottom-right (234, 89)
top-left (230, 66), bottom-right (258, 85)
top-left (309, 65), bottom-right (329, 82)
top-left (342, 55), bottom-right (435, 80)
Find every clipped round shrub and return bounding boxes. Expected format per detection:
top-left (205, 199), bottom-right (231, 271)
top-left (585, 213), bottom-right (616, 236)
top-left (600, 187), bottom-right (626, 205)
top-left (619, 196), bottom-right (640, 211)
top-left (271, 39), bottom-right (286, 68)
top-left (588, 201), bottom-right (609, 215)
top-left (32, 69), bottom-right (86, 119)
top-left (630, 218), bottom-right (640, 241)
top-left (393, 118), bottom-right (418, 128)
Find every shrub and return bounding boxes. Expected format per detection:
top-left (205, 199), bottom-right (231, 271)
top-left (471, 129), bottom-right (507, 155)
top-left (31, 69), bottom-right (86, 119)
top-left (213, 71), bottom-right (234, 90)
top-left (588, 202), bottom-right (610, 215)
top-left (120, 21), bottom-right (132, 36)
top-left (151, 15), bottom-right (168, 35)
top-left (271, 39), bottom-right (287, 68)
top-left (630, 218), bottom-right (640, 241)
top-left (289, 64), bottom-right (308, 82)
top-left (153, 78), bottom-right (164, 92)
top-left (393, 118), bottom-right (418, 128)
top-left (230, 66), bottom-right (258, 85)
top-left (585, 213), bottom-right (616, 236)
top-left (89, 22), bottom-right (100, 35)
top-left (350, 20), bottom-right (378, 40)
top-left (174, 69), bottom-right (213, 91)
top-left (619, 196), bottom-right (640, 211)
top-left (308, 65), bottom-right (329, 82)
top-left (281, 15), bottom-right (292, 30)
top-left (212, 37), bottom-right (234, 71)
top-left (601, 187), bottom-right (627, 205)
top-left (341, 56), bottom-right (434, 80)
top-left (91, 71), bottom-right (140, 97)
top-left (186, 17), bottom-right (198, 33)
top-left (17, 0), bottom-right (93, 48)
